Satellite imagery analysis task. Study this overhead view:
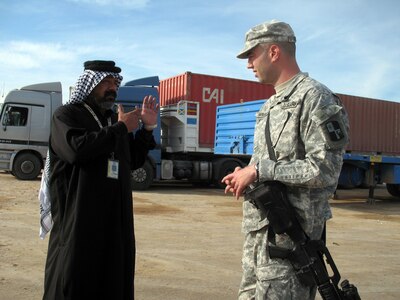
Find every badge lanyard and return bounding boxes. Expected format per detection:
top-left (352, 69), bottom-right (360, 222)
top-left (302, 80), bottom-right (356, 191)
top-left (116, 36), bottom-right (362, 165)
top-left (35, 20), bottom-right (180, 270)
top-left (83, 103), bottom-right (119, 179)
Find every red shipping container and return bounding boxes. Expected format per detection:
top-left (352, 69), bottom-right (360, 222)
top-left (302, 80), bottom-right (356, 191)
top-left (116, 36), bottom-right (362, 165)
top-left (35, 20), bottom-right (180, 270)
top-left (339, 94), bottom-right (400, 155)
top-left (160, 72), bottom-right (275, 148)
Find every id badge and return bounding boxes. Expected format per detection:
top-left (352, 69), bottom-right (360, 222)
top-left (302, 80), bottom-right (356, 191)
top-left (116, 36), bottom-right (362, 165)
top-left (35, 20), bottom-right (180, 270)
top-left (107, 159), bottom-right (119, 179)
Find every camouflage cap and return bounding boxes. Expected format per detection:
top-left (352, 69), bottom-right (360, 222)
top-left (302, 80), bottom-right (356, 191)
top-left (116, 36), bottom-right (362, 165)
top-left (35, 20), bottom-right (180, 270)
top-left (237, 20), bottom-right (296, 59)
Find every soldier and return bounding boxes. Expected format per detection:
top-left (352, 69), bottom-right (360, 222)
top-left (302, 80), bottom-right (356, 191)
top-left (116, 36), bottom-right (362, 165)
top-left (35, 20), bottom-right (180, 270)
top-left (222, 20), bottom-right (349, 299)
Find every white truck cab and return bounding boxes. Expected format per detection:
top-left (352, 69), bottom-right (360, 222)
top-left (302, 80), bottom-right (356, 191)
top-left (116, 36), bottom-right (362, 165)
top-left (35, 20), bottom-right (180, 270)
top-left (0, 82), bottom-right (62, 179)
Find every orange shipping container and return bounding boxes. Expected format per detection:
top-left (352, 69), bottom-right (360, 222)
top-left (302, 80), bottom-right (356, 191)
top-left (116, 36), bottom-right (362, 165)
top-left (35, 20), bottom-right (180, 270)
top-left (159, 72), bottom-right (275, 148)
top-left (339, 94), bottom-right (400, 155)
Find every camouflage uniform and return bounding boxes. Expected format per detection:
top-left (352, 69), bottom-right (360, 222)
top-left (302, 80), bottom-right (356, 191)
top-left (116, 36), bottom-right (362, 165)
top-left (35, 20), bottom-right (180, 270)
top-left (238, 72), bottom-right (349, 299)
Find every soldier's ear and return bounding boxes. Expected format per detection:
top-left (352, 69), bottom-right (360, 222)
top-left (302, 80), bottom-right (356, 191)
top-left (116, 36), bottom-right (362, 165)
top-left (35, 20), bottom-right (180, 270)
top-left (269, 44), bottom-right (280, 62)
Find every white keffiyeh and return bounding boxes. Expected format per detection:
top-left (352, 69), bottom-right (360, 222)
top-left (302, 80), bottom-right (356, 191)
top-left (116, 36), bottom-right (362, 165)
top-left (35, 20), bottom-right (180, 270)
top-left (38, 69), bottom-right (123, 239)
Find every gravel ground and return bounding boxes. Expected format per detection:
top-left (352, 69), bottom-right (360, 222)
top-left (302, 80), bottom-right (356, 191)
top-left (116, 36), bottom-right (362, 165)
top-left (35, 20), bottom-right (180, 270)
top-left (0, 172), bottom-right (399, 299)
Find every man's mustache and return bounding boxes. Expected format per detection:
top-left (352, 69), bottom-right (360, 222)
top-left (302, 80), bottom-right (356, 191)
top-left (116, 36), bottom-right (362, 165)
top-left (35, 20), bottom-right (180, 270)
top-left (104, 91), bottom-right (117, 99)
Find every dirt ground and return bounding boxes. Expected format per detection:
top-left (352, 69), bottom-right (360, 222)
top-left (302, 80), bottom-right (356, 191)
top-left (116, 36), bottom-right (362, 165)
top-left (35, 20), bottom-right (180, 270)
top-left (1, 172), bottom-right (400, 300)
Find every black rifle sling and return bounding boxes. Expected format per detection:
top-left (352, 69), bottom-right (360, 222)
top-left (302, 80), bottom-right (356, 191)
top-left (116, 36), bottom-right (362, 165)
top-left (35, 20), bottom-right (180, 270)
top-left (264, 83), bottom-right (301, 247)
top-left (264, 111), bottom-right (280, 246)
top-left (265, 111), bottom-right (276, 162)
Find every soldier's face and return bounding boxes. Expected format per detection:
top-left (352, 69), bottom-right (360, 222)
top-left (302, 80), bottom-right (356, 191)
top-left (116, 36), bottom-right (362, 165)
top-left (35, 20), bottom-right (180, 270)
top-left (247, 44), bottom-right (276, 85)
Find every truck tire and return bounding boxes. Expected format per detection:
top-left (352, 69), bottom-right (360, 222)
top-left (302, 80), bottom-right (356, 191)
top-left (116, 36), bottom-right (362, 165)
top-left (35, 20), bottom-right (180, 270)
top-left (12, 153), bottom-right (42, 180)
top-left (338, 164), bottom-right (364, 189)
top-left (131, 160), bottom-right (154, 190)
top-left (214, 160), bottom-right (242, 189)
top-left (386, 184), bottom-right (400, 198)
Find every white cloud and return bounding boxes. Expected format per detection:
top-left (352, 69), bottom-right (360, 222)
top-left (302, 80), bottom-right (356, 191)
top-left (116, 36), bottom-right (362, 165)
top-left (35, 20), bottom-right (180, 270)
top-left (0, 41), bottom-right (75, 70)
top-left (0, 41), bottom-right (83, 102)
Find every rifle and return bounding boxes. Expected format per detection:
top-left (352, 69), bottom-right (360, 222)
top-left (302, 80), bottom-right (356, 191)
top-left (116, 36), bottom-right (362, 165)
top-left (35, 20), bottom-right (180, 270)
top-left (245, 181), bottom-right (361, 300)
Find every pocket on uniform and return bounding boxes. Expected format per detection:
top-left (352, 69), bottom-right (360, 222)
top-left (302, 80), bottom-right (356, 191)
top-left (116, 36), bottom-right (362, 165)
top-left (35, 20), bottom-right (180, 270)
top-left (255, 112), bottom-right (268, 124)
top-left (269, 111), bottom-right (299, 159)
top-left (256, 260), bottom-right (292, 281)
top-left (256, 262), bottom-right (295, 298)
top-left (258, 274), bottom-right (305, 300)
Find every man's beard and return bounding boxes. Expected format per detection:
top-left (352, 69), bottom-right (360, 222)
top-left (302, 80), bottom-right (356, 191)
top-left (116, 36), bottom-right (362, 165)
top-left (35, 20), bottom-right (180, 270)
top-left (96, 91), bottom-right (117, 111)
top-left (99, 100), bottom-right (115, 110)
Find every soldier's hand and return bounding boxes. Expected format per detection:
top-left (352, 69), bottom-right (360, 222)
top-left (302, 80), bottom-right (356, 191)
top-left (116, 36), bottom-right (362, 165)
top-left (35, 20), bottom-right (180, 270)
top-left (222, 165), bottom-right (257, 200)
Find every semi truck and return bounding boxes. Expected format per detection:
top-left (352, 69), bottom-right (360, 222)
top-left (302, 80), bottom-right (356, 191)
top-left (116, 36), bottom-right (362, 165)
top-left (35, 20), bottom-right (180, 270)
top-left (3, 71), bottom-right (399, 200)
top-left (116, 72), bottom-right (275, 189)
top-left (214, 97), bottom-right (400, 199)
top-left (0, 82), bottom-right (62, 180)
top-left (0, 72), bottom-right (275, 187)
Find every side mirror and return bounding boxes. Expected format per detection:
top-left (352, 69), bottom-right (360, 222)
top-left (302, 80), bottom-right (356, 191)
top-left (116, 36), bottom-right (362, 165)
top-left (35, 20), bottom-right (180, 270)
top-left (1, 106), bottom-right (11, 130)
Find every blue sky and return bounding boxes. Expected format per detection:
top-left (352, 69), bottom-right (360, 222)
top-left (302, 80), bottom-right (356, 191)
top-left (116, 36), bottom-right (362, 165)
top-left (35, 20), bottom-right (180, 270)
top-left (1, 0), bottom-right (400, 103)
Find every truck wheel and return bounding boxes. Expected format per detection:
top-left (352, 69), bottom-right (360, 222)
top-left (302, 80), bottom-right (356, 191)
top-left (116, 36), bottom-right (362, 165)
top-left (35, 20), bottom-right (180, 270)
top-left (215, 160), bottom-right (241, 189)
top-left (12, 153), bottom-right (42, 180)
top-left (131, 160), bottom-right (154, 190)
top-left (338, 164), bottom-right (364, 189)
top-left (386, 184), bottom-right (400, 198)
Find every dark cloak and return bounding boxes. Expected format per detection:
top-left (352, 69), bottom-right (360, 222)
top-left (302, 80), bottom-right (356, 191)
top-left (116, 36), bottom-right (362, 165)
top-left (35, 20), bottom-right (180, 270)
top-left (43, 102), bottom-right (155, 300)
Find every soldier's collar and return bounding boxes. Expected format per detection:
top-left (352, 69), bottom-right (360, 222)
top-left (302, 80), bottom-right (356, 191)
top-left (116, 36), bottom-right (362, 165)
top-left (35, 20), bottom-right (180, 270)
top-left (269, 72), bottom-right (308, 107)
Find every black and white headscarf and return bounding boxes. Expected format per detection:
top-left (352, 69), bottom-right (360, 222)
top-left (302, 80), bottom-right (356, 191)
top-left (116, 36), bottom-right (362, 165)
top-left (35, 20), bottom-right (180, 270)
top-left (39, 70), bottom-right (123, 239)
top-left (69, 69), bottom-right (123, 104)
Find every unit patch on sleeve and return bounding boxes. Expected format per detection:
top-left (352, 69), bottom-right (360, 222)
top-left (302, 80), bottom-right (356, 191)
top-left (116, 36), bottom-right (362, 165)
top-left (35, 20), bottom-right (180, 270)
top-left (311, 104), bottom-right (349, 150)
top-left (325, 121), bottom-right (345, 141)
